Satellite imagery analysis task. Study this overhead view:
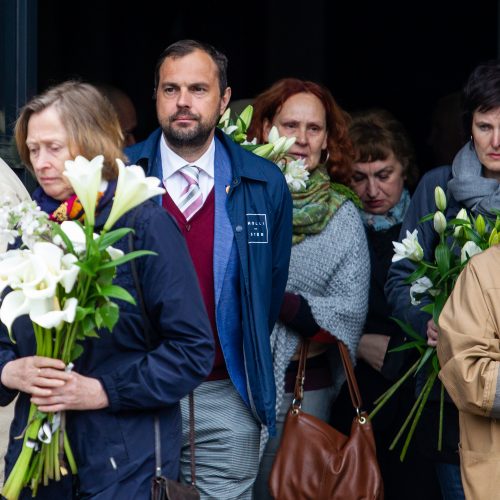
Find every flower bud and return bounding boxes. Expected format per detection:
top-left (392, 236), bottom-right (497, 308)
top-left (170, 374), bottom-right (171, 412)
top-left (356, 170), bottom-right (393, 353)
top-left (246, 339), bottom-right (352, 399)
top-left (475, 214), bottom-right (486, 236)
top-left (453, 208), bottom-right (470, 238)
top-left (433, 211), bottom-right (447, 234)
top-left (434, 186), bottom-right (447, 212)
top-left (489, 228), bottom-right (500, 246)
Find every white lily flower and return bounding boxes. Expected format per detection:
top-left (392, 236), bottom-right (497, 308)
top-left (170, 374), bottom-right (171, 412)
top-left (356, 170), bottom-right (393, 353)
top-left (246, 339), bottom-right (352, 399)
top-left (252, 143), bottom-right (275, 158)
top-left (238, 105), bottom-right (253, 129)
top-left (106, 245), bottom-right (124, 260)
top-left (31, 297), bottom-right (78, 329)
top-left (434, 186), bottom-right (447, 211)
top-left (104, 160), bottom-right (165, 231)
top-left (220, 124), bottom-right (238, 135)
top-left (454, 208), bottom-right (470, 237)
top-left (410, 277), bottom-right (434, 305)
top-left (63, 155), bottom-right (104, 226)
top-left (60, 253), bottom-right (80, 293)
top-left (53, 221), bottom-right (90, 254)
top-left (267, 126), bottom-right (280, 144)
top-left (433, 211), bottom-right (447, 234)
top-left (0, 290), bottom-right (30, 334)
top-left (392, 230), bottom-right (424, 262)
top-left (282, 159), bottom-right (310, 192)
top-left (461, 240), bottom-right (482, 264)
top-left (219, 108), bottom-right (231, 126)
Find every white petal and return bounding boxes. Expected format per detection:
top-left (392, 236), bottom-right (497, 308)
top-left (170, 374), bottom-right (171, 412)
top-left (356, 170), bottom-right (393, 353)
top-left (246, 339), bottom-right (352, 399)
top-left (0, 290), bottom-right (31, 334)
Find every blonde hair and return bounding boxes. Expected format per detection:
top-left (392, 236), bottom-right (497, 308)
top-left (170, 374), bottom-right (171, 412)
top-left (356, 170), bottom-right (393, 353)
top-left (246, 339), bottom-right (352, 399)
top-left (15, 80), bottom-right (126, 180)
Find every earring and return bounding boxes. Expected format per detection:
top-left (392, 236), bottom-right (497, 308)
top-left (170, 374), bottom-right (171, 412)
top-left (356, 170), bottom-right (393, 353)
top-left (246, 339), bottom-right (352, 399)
top-left (321, 150), bottom-right (330, 164)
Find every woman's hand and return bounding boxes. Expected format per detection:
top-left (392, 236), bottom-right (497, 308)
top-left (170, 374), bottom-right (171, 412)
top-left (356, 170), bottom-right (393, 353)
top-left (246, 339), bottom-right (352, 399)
top-left (356, 334), bottom-right (390, 372)
top-left (31, 371), bottom-right (109, 412)
top-left (426, 319), bottom-right (439, 347)
top-left (1, 356), bottom-right (68, 396)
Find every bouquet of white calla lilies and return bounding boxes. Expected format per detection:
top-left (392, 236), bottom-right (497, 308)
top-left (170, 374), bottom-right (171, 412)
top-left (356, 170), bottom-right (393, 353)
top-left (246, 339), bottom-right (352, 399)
top-left (371, 185), bottom-right (500, 462)
top-left (0, 155), bottom-right (164, 500)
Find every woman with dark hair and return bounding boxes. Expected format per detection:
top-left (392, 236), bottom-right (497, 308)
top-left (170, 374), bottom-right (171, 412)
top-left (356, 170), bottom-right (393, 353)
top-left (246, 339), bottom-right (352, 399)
top-left (386, 60), bottom-right (500, 499)
top-left (436, 60), bottom-right (500, 500)
top-left (249, 78), bottom-right (370, 499)
top-left (331, 108), bottom-right (443, 499)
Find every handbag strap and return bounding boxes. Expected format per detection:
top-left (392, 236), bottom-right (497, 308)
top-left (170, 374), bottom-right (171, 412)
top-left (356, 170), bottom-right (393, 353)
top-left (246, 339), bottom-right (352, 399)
top-left (128, 226), bottom-right (197, 484)
top-left (293, 337), bottom-right (365, 421)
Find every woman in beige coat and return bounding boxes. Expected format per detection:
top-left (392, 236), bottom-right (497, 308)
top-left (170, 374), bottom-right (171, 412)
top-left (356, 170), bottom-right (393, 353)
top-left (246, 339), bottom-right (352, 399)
top-left (438, 245), bottom-right (500, 499)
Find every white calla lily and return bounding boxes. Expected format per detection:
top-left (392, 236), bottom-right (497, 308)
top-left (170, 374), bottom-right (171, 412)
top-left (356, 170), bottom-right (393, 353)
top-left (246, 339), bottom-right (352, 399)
top-left (60, 253), bottom-right (80, 293)
top-left (103, 159), bottom-right (165, 231)
top-left (31, 297), bottom-right (78, 329)
top-left (0, 290), bottom-right (31, 335)
top-left (63, 155), bottom-right (104, 226)
top-left (54, 221), bottom-right (87, 254)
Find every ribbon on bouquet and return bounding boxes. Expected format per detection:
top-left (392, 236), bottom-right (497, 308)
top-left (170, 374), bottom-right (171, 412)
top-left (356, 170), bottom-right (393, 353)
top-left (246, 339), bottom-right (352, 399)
top-left (19, 362), bottom-right (75, 455)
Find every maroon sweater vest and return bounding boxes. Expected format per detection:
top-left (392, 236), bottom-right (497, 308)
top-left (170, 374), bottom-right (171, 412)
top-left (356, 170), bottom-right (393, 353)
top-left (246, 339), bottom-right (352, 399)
top-left (163, 189), bottom-right (228, 380)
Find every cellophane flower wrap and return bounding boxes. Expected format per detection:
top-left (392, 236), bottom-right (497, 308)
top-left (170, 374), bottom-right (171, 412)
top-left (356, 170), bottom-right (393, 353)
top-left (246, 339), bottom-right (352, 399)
top-left (369, 186), bottom-right (500, 461)
top-left (0, 156), bottom-right (164, 499)
top-left (218, 105), bottom-right (310, 191)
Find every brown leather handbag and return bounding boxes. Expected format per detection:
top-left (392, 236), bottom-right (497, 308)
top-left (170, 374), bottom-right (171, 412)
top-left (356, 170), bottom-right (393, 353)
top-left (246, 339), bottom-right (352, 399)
top-left (268, 339), bottom-right (384, 500)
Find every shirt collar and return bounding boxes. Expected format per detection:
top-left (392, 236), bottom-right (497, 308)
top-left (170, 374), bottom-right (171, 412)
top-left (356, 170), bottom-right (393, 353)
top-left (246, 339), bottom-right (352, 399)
top-left (160, 134), bottom-right (215, 179)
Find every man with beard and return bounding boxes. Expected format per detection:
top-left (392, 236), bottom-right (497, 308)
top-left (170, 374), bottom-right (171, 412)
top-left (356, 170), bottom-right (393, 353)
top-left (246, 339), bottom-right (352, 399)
top-left (125, 39), bottom-right (292, 499)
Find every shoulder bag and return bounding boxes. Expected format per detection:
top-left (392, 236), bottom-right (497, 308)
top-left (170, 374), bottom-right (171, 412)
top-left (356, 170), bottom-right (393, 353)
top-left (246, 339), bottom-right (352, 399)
top-left (268, 338), bottom-right (384, 500)
top-left (129, 227), bottom-right (200, 500)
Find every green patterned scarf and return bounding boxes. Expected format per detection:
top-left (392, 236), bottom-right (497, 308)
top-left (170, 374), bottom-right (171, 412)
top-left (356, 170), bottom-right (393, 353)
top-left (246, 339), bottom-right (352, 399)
top-left (291, 166), bottom-right (347, 244)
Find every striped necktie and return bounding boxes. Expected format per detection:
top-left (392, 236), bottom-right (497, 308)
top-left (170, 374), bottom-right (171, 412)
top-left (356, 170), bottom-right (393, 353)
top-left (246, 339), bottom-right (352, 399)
top-left (178, 165), bottom-right (203, 221)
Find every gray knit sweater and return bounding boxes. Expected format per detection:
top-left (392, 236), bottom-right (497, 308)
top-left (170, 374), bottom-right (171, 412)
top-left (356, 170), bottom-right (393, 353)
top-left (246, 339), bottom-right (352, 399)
top-left (261, 197), bottom-right (370, 449)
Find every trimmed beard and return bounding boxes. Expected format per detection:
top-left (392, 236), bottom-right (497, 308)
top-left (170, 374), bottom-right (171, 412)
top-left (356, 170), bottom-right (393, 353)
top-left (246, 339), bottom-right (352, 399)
top-left (161, 109), bottom-right (220, 150)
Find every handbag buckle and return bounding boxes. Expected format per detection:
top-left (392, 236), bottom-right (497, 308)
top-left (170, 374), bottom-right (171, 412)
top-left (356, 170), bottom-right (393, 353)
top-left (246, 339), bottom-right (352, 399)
top-left (356, 407), bottom-right (367, 424)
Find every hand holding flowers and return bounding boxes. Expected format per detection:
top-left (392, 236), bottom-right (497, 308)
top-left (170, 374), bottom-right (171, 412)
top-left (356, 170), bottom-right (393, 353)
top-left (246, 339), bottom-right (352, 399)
top-left (370, 186), bottom-right (500, 461)
top-left (0, 155), bottom-right (164, 499)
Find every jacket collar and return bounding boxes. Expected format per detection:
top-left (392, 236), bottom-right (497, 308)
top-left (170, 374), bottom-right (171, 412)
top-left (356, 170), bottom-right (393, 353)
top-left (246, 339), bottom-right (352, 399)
top-left (129, 127), bottom-right (270, 184)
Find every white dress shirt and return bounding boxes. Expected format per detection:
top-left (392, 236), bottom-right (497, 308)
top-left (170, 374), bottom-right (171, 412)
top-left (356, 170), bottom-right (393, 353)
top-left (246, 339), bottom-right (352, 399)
top-left (160, 134), bottom-right (215, 208)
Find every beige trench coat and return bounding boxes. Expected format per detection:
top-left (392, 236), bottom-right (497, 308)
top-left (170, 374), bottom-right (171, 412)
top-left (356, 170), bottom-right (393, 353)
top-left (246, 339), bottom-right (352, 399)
top-left (438, 245), bottom-right (500, 499)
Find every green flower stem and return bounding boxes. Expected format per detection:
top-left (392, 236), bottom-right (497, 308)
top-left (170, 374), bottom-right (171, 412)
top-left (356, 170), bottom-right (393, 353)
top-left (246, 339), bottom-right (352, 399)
top-left (388, 373), bottom-right (431, 453)
top-left (399, 370), bottom-right (438, 461)
top-left (1, 417), bottom-right (43, 500)
top-left (63, 430), bottom-right (77, 474)
top-left (439, 380), bottom-right (444, 451)
top-left (369, 358), bottom-right (420, 419)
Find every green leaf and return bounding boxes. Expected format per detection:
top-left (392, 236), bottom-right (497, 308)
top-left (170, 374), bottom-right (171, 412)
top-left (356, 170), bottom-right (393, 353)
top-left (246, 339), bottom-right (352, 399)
top-left (419, 213), bottom-right (434, 223)
top-left (420, 303), bottom-right (435, 315)
top-left (415, 347), bottom-right (436, 374)
top-left (75, 306), bottom-right (95, 322)
top-left (96, 228), bottom-right (133, 251)
top-left (51, 223), bottom-right (75, 254)
top-left (98, 250), bottom-right (157, 270)
top-left (99, 285), bottom-right (136, 304)
top-left (99, 303), bottom-right (120, 331)
top-left (405, 265), bottom-right (428, 284)
top-left (433, 293), bottom-right (447, 323)
top-left (390, 317), bottom-right (422, 342)
top-left (435, 243), bottom-right (451, 276)
top-left (389, 340), bottom-right (425, 353)
top-left (70, 343), bottom-right (84, 361)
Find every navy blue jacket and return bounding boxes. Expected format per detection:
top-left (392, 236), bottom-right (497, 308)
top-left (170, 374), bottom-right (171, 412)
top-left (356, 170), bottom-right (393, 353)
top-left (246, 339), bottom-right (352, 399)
top-left (0, 196), bottom-right (214, 498)
top-left (126, 128), bottom-right (293, 434)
